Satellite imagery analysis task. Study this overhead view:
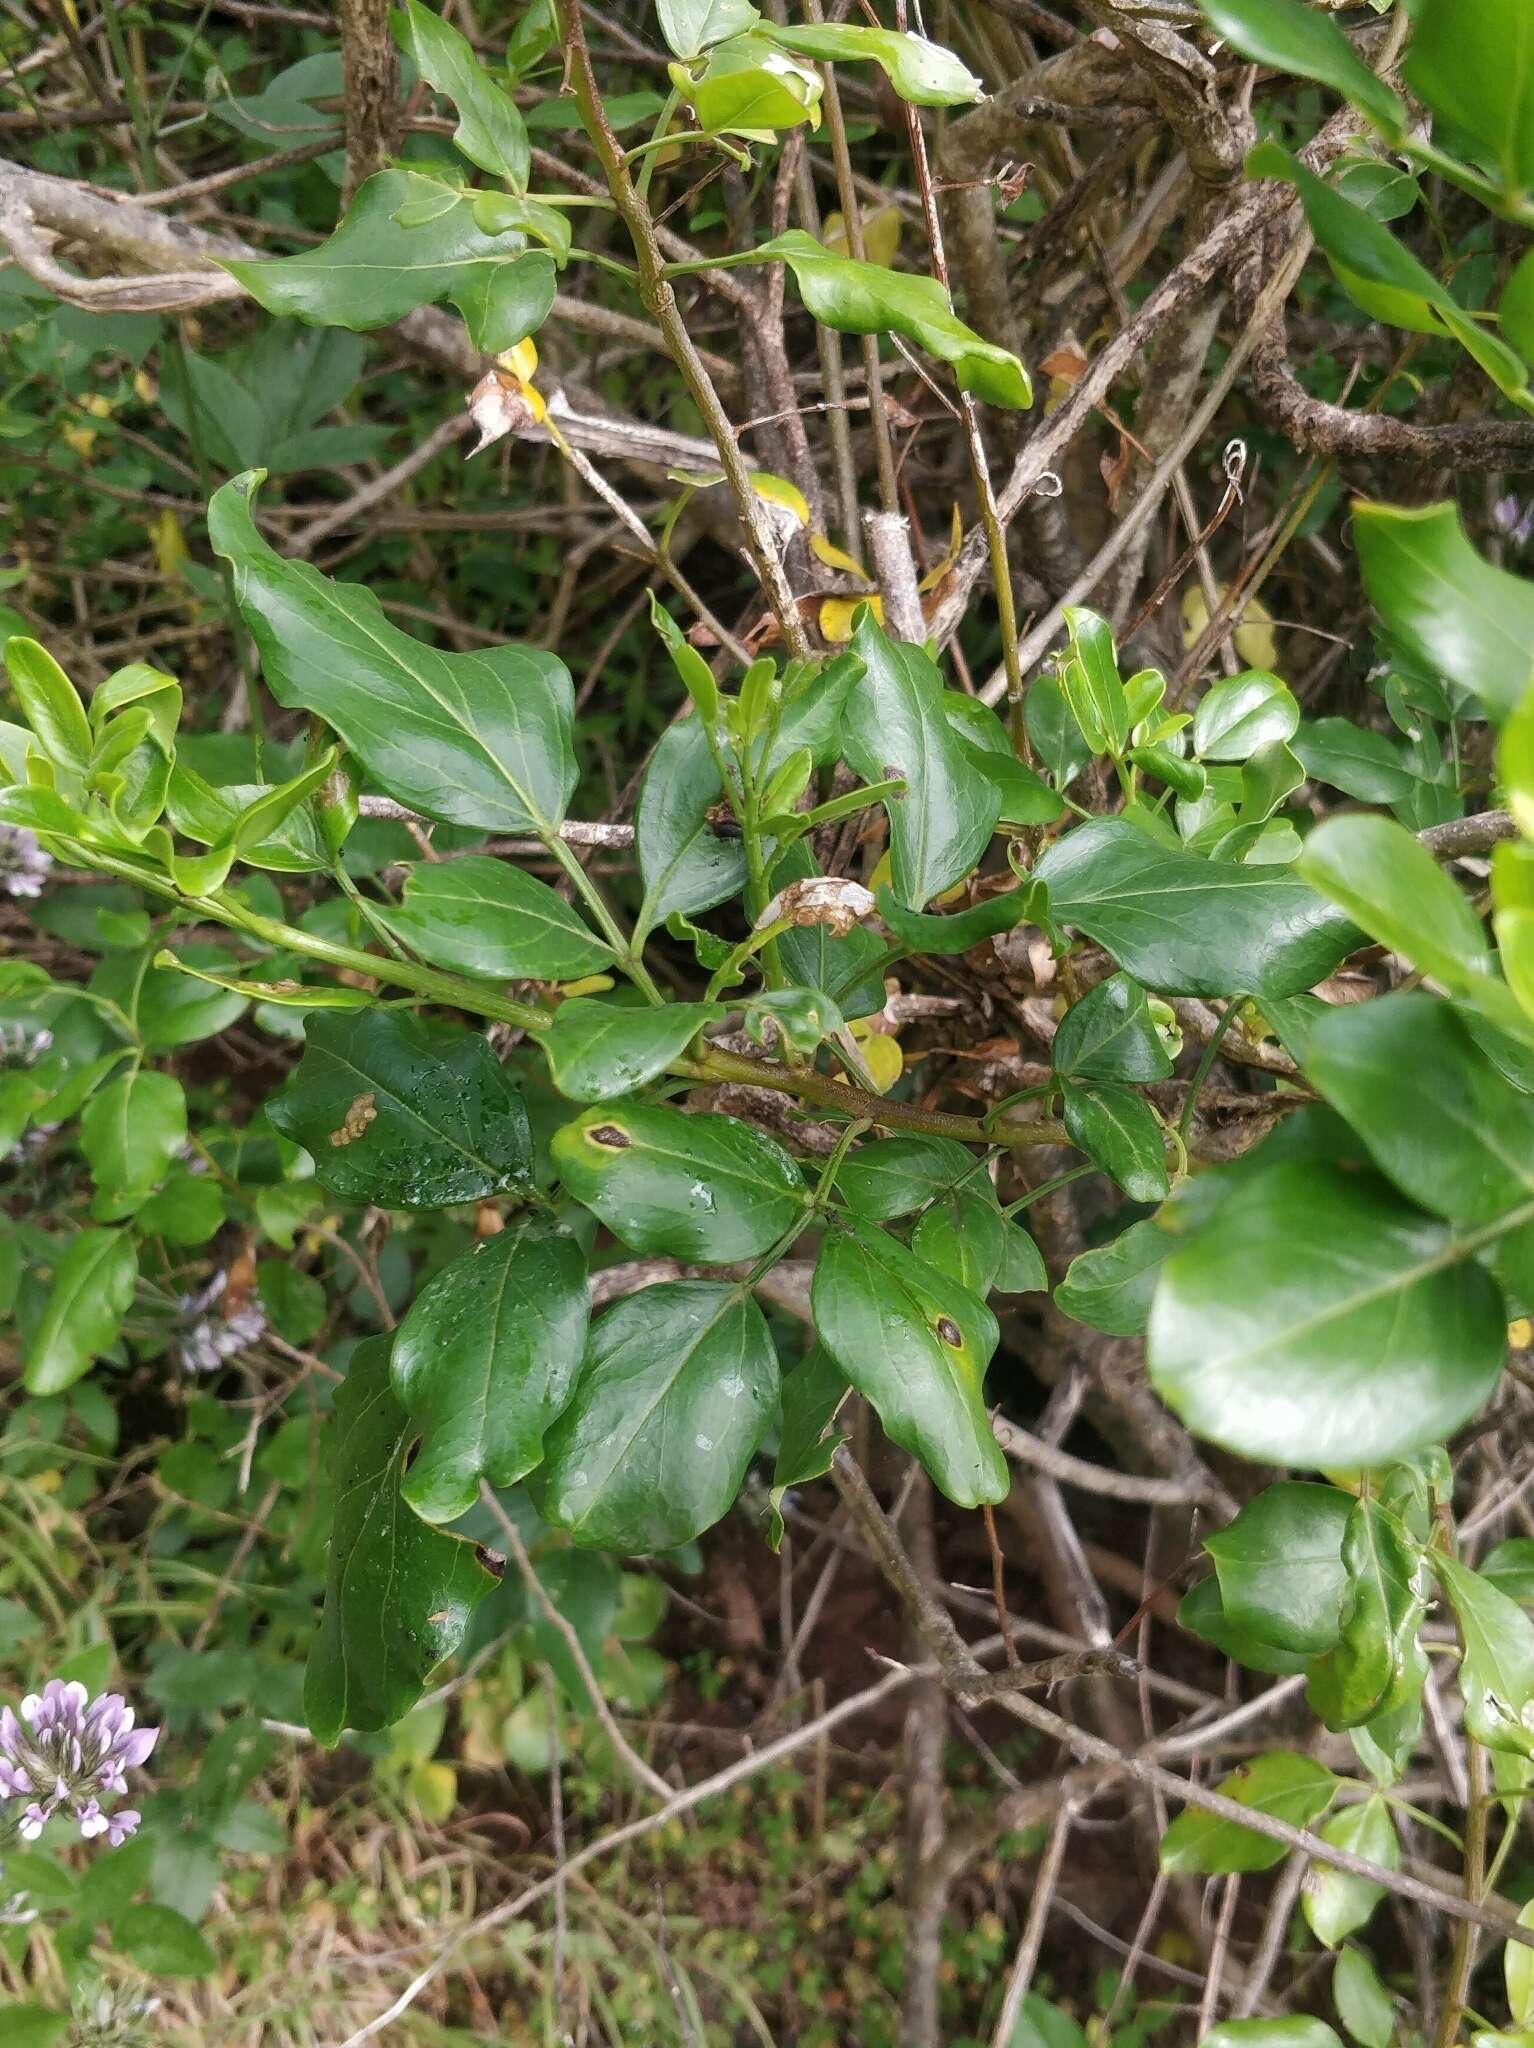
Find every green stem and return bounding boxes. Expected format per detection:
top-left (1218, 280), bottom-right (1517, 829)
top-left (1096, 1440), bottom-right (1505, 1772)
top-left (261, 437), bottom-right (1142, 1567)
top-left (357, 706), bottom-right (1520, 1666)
top-left (1178, 1003), bottom-right (1238, 1149)
top-left (543, 831), bottom-right (664, 1004)
top-left (1002, 1163), bottom-right (1095, 1217)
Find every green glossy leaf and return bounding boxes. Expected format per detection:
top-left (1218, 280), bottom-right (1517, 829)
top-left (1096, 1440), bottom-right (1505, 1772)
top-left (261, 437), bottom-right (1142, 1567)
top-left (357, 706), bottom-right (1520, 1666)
top-left (385, 856), bottom-right (613, 981)
top-left (1292, 718), bottom-right (1412, 803)
top-left (1179, 1575), bottom-right (1309, 1676)
top-left (4, 637), bottom-right (91, 772)
top-left (111, 1903), bottom-right (216, 1977)
top-left (1053, 972), bottom-right (1174, 1082)
top-left (552, 1103), bottom-right (807, 1260)
top-left (833, 1134), bottom-right (977, 1220)
top-left (1192, 670), bottom-right (1300, 763)
top-left (1297, 815), bottom-right (1493, 991)
top-left (1054, 1220), bottom-right (1170, 1336)
top-left (211, 473), bottom-right (575, 834)
top-left (1406, 0), bottom-right (1534, 197)
top-left (1509, 1899), bottom-right (1534, 2028)
top-left (0, 2008), bottom-right (69, 2048)
top-left (267, 1009), bottom-right (533, 1208)
top-left (1353, 500), bottom-right (1534, 723)
top-left (1060, 607), bottom-right (1128, 757)
top-left (993, 1218), bottom-right (1047, 1294)
top-left (635, 717), bottom-right (746, 933)
top-left (306, 1337), bottom-right (501, 1743)
top-left (1302, 1796), bottom-right (1398, 1948)
top-left (751, 230), bottom-right (1031, 410)
top-left (812, 1219), bottom-right (1008, 1507)
top-left (1503, 249), bottom-right (1534, 366)
top-left (79, 1067), bottom-right (186, 1220)
top-left (1159, 1751), bottom-right (1337, 1874)
top-left (391, 1212), bottom-right (590, 1522)
top-left (1333, 1948), bottom-right (1394, 2048)
top-left (167, 761), bottom-right (326, 872)
top-left (946, 694), bottom-right (1065, 827)
top-left (446, 247), bottom-right (559, 353)
top-left (876, 879), bottom-right (1033, 955)
top-left (1436, 1552), bottom-right (1534, 1760)
top-left (25, 1228), bottom-right (137, 1395)
top-left (1307, 1498), bottom-right (1428, 1731)
top-left (399, 0), bottom-right (529, 186)
top-left (1247, 145), bottom-right (1532, 410)
top-left (910, 1185), bottom-right (1006, 1296)
top-left (1307, 993), bottom-right (1534, 1226)
top-left (1198, 0), bottom-right (1403, 132)
top-left (1483, 1538), bottom-right (1534, 1605)
top-left (1205, 1481), bottom-right (1353, 1656)
top-left (673, 33), bottom-right (821, 135)
top-left (540, 996), bottom-right (714, 1103)
top-left (657, 0), bottom-right (759, 59)
top-left (764, 21), bottom-right (981, 105)
top-left (1148, 1159), bottom-right (1508, 1469)
top-left (1036, 818), bottom-right (1357, 999)
top-left (843, 614), bottom-right (999, 909)
top-left (768, 1343), bottom-right (850, 1549)
top-left (1060, 1078), bottom-right (1168, 1202)
top-left (88, 945), bottom-right (249, 1049)
top-left (1201, 2027), bottom-right (1342, 2048)
top-left (222, 171), bottom-right (555, 344)
top-left (531, 1280), bottom-right (778, 1551)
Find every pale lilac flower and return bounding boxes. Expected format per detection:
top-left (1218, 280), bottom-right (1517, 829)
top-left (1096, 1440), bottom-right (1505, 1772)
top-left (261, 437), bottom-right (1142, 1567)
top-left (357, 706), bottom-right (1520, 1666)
top-left (174, 1270), bottom-right (267, 1374)
top-left (0, 823), bottom-right (50, 899)
top-left (1494, 494), bottom-right (1534, 548)
top-left (0, 1680), bottom-right (158, 1844)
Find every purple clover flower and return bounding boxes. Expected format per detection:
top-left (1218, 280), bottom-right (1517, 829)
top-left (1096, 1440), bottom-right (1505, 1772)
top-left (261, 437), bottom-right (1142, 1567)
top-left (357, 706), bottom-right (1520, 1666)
top-left (0, 822), bottom-right (51, 899)
top-left (0, 1680), bottom-right (158, 1845)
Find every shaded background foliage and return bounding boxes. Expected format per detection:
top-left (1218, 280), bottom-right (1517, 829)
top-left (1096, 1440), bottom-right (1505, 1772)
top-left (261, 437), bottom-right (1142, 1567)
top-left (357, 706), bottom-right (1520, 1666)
top-left (5, 2), bottom-right (1534, 2045)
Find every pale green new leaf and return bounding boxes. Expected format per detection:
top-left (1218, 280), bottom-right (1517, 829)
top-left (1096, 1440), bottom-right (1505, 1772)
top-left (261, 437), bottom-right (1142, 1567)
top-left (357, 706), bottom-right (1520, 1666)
top-left (1198, 0), bottom-right (1403, 133)
top-left (1353, 500), bottom-right (1534, 724)
top-left (751, 231), bottom-right (1031, 410)
top-left (398, 0), bottom-right (529, 187)
top-left (764, 21), bottom-right (982, 106)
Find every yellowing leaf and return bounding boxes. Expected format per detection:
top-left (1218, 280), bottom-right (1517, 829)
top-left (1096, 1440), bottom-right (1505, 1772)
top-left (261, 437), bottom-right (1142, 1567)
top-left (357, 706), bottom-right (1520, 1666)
top-left (61, 424), bottom-right (97, 460)
top-left (498, 336), bottom-right (539, 380)
top-left (868, 850), bottom-right (893, 894)
top-left (821, 592), bottom-right (882, 641)
top-left (822, 204), bottom-right (902, 268)
top-left (151, 510), bottom-right (188, 580)
top-left (558, 973), bottom-right (616, 997)
top-left (810, 530), bottom-right (870, 580)
top-left (857, 1030), bottom-right (904, 1091)
top-left (917, 504), bottom-right (964, 594)
top-left (750, 470), bottom-right (810, 525)
top-left (1181, 584), bottom-right (1279, 671)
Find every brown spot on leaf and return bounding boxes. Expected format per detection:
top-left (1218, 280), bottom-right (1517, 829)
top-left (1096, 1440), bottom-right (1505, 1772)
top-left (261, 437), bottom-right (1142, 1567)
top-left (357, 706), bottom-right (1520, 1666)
top-left (329, 1092), bottom-right (378, 1147)
top-left (474, 1545), bottom-right (507, 1579)
top-left (588, 1123), bottom-right (632, 1149)
top-left (935, 1316), bottom-right (963, 1348)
